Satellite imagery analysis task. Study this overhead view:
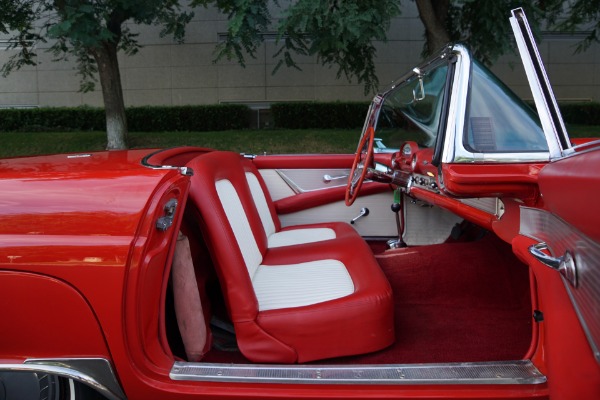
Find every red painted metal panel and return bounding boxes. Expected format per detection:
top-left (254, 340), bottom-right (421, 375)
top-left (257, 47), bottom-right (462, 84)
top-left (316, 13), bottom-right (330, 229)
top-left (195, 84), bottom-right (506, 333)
top-left (440, 163), bottom-right (543, 202)
top-left (538, 147), bottom-right (600, 243)
top-left (0, 271), bottom-right (110, 360)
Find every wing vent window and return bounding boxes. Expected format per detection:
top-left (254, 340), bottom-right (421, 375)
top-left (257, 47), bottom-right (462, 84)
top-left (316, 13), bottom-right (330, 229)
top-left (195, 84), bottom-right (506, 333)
top-left (464, 61), bottom-right (548, 153)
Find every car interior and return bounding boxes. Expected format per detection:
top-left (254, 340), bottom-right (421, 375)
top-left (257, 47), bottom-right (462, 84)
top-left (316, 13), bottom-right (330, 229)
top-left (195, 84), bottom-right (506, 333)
top-left (155, 147), bottom-right (534, 367)
top-left (148, 40), bottom-right (548, 369)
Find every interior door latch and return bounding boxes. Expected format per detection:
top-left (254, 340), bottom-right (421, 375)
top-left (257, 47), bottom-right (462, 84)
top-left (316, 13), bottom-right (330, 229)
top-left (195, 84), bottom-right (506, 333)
top-left (156, 198), bottom-right (178, 231)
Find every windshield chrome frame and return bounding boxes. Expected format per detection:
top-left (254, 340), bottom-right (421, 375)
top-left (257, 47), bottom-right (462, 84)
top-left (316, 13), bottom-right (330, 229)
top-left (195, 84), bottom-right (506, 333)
top-left (367, 37), bottom-right (562, 164)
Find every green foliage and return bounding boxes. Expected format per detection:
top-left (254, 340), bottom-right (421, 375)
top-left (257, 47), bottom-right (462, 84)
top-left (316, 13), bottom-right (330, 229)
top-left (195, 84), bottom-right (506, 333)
top-left (0, 105), bottom-right (250, 132)
top-left (126, 105), bottom-right (250, 131)
top-left (271, 102), bottom-right (369, 129)
top-left (194, 0), bottom-right (272, 67)
top-left (445, 1), bottom-right (560, 65)
top-left (191, 0), bottom-right (401, 94)
top-left (0, 0), bottom-right (194, 91)
top-left (0, 107), bottom-right (105, 132)
top-left (276, 0), bottom-right (401, 94)
top-left (556, 0), bottom-right (600, 53)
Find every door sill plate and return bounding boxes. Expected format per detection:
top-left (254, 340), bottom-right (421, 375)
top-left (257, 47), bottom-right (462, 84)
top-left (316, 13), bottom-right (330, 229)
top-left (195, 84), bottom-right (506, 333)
top-left (170, 360), bottom-right (546, 385)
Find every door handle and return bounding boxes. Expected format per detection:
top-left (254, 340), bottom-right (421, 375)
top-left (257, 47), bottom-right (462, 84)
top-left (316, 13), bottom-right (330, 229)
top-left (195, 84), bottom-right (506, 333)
top-left (529, 242), bottom-right (578, 288)
top-left (323, 174), bottom-right (349, 184)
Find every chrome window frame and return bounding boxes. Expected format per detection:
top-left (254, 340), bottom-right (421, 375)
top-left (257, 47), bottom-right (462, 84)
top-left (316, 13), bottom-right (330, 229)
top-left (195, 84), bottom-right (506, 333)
top-left (441, 44), bottom-right (553, 164)
top-left (509, 8), bottom-right (573, 160)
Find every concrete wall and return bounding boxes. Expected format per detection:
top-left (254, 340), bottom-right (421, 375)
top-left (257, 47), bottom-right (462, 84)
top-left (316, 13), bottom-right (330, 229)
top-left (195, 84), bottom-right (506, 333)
top-left (0, 2), bottom-right (598, 110)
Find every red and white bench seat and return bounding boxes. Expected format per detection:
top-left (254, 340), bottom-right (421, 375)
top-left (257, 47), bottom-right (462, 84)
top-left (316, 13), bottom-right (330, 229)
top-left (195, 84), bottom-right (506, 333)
top-left (187, 151), bottom-right (394, 363)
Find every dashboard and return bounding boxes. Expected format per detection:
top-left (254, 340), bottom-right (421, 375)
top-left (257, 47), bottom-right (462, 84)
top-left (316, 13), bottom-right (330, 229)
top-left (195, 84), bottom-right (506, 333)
top-left (368, 141), bottom-right (521, 242)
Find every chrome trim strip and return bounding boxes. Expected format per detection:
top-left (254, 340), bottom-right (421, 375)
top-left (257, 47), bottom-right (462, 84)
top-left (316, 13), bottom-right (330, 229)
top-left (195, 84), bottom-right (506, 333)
top-left (459, 198), bottom-right (504, 217)
top-left (0, 358), bottom-right (125, 400)
top-left (170, 360), bottom-right (545, 385)
top-left (275, 169), bottom-right (352, 194)
top-left (141, 148), bottom-right (193, 175)
top-left (441, 44), bottom-right (470, 164)
top-left (520, 207), bottom-right (600, 363)
top-left (509, 8), bottom-right (572, 160)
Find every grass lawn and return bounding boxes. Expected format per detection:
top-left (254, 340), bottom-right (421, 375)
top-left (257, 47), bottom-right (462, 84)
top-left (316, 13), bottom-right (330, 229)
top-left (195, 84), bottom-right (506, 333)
top-left (0, 129), bottom-right (362, 158)
top-left (1, 124), bottom-right (598, 158)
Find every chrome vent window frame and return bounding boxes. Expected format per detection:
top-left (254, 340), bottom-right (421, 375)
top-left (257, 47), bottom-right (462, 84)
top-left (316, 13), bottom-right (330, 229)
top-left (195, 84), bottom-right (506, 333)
top-left (441, 44), bottom-right (552, 165)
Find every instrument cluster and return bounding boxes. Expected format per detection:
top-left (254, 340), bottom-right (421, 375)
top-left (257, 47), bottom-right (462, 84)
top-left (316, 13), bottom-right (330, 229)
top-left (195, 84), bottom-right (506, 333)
top-left (390, 142), bottom-right (439, 192)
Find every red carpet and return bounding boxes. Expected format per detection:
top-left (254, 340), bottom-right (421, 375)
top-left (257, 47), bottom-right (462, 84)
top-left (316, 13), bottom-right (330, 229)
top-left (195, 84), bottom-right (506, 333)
top-left (203, 234), bottom-right (533, 364)
top-left (334, 233), bottom-right (533, 364)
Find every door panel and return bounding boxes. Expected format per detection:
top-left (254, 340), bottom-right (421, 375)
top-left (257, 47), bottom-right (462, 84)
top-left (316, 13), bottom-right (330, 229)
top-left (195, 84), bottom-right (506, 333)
top-left (254, 155), bottom-right (462, 242)
top-left (513, 148), bottom-right (600, 399)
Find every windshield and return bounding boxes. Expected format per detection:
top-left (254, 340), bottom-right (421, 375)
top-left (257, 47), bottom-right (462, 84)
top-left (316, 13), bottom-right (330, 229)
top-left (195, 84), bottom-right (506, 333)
top-left (372, 62), bottom-right (450, 149)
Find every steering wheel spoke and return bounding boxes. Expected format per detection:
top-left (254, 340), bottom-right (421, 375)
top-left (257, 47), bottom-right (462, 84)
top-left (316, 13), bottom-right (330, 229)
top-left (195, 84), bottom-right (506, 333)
top-left (345, 126), bottom-right (375, 206)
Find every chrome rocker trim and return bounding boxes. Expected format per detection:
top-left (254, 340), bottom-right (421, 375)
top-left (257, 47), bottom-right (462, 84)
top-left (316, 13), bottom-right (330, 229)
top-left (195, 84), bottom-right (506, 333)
top-left (171, 360), bottom-right (546, 385)
top-left (0, 358), bottom-right (126, 400)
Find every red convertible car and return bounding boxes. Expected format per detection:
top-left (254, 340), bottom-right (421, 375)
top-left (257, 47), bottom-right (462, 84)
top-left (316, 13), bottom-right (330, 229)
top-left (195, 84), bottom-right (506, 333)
top-left (1, 8), bottom-right (599, 400)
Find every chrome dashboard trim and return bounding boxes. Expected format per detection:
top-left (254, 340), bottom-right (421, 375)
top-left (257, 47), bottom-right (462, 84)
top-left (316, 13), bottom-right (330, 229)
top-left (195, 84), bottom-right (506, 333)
top-left (0, 358), bottom-right (125, 400)
top-left (520, 207), bottom-right (600, 364)
top-left (171, 360), bottom-right (545, 385)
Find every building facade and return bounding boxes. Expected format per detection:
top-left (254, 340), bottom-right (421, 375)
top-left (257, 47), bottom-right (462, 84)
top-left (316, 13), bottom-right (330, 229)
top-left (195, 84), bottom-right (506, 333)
top-left (0, 3), bottom-right (598, 113)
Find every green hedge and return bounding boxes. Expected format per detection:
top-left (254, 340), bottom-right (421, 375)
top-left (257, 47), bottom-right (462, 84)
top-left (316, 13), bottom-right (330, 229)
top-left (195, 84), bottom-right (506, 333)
top-left (0, 104), bottom-right (250, 132)
top-left (1, 101), bottom-right (598, 132)
top-left (273, 101), bottom-right (600, 129)
top-left (271, 102), bottom-right (369, 129)
top-left (558, 102), bottom-right (600, 126)
top-left (0, 107), bottom-right (105, 132)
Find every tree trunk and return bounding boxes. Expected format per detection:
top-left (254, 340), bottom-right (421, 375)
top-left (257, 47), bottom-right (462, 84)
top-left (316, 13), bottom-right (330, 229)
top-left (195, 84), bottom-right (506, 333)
top-left (415, 0), bottom-right (451, 56)
top-left (91, 43), bottom-right (128, 150)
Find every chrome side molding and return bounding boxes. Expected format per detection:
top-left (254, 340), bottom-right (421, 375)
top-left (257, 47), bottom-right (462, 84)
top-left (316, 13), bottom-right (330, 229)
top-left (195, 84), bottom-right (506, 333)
top-left (0, 358), bottom-right (125, 400)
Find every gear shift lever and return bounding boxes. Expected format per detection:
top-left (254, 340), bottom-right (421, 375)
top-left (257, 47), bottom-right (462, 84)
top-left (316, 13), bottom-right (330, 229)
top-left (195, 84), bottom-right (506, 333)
top-left (387, 189), bottom-right (407, 249)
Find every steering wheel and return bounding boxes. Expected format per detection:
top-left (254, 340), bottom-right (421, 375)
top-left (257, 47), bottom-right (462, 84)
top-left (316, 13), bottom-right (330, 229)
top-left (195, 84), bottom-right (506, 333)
top-left (345, 126), bottom-right (375, 206)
